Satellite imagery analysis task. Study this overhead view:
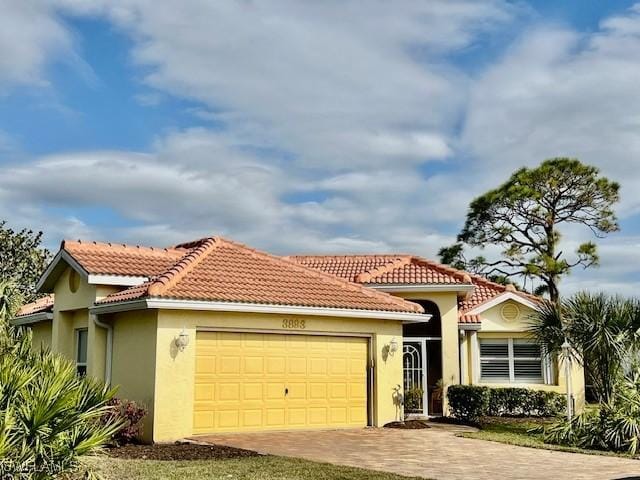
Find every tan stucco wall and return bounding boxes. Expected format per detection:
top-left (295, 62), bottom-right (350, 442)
top-left (110, 309), bottom-right (158, 443)
top-left (30, 320), bottom-right (52, 350)
top-left (152, 309), bottom-right (404, 443)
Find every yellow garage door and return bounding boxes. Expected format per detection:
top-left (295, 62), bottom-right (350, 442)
top-left (193, 331), bottom-right (368, 434)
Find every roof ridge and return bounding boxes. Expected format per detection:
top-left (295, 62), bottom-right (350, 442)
top-left (147, 237), bottom-right (219, 296)
top-left (356, 256), bottom-right (411, 282)
top-left (287, 254), bottom-right (410, 260)
top-left (220, 239), bottom-right (423, 313)
top-left (62, 239), bottom-right (183, 255)
top-left (409, 256), bottom-right (472, 283)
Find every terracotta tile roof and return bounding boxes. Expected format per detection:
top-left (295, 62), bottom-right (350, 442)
top-left (62, 240), bottom-right (189, 277)
top-left (98, 237), bottom-right (423, 314)
top-left (286, 255), bottom-right (471, 285)
top-left (16, 294), bottom-right (54, 317)
top-left (287, 254), bottom-right (541, 325)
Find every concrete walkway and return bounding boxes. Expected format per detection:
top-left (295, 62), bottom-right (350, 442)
top-left (193, 424), bottom-right (640, 480)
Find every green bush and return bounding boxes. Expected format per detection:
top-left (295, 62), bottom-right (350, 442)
top-left (448, 385), bottom-right (565, 421)
top-left (545, 373), bottom-right (640, 454)
top-left (448, 385), bottom-right (490, 421)
top-left (0, 325), bottom-right (122, 478)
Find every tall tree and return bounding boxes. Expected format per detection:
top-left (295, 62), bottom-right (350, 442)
top-left (440, 158), bottom-right (619, 302)
top-left (0, 221), bottom-right (51, 303)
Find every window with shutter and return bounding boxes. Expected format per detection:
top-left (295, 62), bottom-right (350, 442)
top-left (479, 338), bottom-right (543, 384)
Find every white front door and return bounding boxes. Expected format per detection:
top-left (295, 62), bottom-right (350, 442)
top-left (403, 338), bottom-right (429, 416)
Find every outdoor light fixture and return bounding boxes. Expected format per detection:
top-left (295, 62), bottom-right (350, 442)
top-left (175, 329), bottom-right (190, 352)
top-left (389, 337), bottom-right (399, 356)
top-left (561, 339), bottom-right (573, 423)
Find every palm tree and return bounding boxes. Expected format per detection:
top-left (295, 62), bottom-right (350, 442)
top-left (529, 292), bottom-right (640, 404)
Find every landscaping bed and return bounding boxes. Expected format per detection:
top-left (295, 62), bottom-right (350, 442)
top-left (384, 420), bottom-right (431, 429)
top-left (105, 442), bottom-right (259, 461)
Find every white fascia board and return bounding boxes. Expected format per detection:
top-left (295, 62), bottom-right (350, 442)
top-left (466, 291), bottom-right (540, 315)
top-left (36, 250), bottom-right (88, 291)
top-left (369, 284), bottom-right (475, 293)
top-left (87, 274), bottom-right (148, 287)
top-left (90, 298), bottom-right (431, 323)
top-left (11, 312), bottom-right (54, 326)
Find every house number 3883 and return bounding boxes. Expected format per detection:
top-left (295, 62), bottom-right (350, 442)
top-left (282, 319), bottom-right (306, 329)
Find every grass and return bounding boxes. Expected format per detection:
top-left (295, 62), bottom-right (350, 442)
top-left (86, 455), bottom-right (424, 480)
top-left (459, 416), bottom-right (637, 459)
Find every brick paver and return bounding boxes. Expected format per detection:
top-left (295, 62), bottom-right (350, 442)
top-left (193, 424), bottom-right (640, 480)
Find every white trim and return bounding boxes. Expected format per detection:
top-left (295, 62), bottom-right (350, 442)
top-left (470, 330), bottom-right (480, 384)
top-left (369, 284), bottom-right (475, 294)
top-left (466, 291), bottom-right (540, 315)
top-left (11, 312), bottom-right (53, 326)
top-left (87, 274), bottom-right (147, 286)
top-left (90, 298), bottom-right (431, 323)
top-left (458, 323), bottom-right (481, 331)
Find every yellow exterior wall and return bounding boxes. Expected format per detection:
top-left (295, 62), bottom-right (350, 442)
top-left (30, 321), bottom-right (52, 350)
top-left (153, 309), bottom-right (403, 443)
top-left (465, 300), bottom-right (585, 411)
top-left (110, 309), bottom-right (158, 443)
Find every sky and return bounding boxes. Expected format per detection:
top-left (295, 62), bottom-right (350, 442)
top-left (1, 0), bottom-right (640, 296)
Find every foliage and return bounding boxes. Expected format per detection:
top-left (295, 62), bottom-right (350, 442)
top-left (544, 373), bottom-right (640, 455)
top-left (486, 387), bottom-right (565, 417)
top-left (448, 385), bottom-right (564, 421)
top-left (101, 398), bottom-right (147, 445)
top-left (447, 385), bottom-right (490, 421)
top-left (440, 158), bottom-right (620, 301)
top-left (403, 387), bottom-right (424, 413)
top-left (529, 292), bottom-right (640, 403)
top-left (0, 280), bottom-right (23, 324)
top-left (437, 243), bottom-right (517, 286)
top-left (0, 221), bottom-right (51, 303)
top-left (0, 312), bottom-right (122, 478)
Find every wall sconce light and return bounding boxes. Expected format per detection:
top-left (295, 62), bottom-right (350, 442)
top-left (388, 337), bottom-right (399, 356)
top-left (175, 328), bottom-right (190, 352)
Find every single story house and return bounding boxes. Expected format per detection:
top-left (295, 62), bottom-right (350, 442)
top-left (13, 236), bottom-right (584, 443)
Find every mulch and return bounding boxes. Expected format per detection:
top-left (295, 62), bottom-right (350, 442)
top-left (105, 442), bottom-right (260, 461)
top-left (384, 420), bottom-right (431, 429)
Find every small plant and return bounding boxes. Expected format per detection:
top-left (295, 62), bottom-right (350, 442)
top-left (102, 398), bottom-right (147, 445)
top-left (403, 387), bottom-right (424, 413)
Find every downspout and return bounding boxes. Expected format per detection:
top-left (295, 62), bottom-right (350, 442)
top-left (91, 313), bottom-right (113, 385)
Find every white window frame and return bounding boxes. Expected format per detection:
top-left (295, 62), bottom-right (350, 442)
top-left (76, 328), bottom-right (88, 376)
top-left (479, 338), bottom-right (546, 384)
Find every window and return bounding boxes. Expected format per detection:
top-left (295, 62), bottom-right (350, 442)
top-left (76, 329), bottom-right (88, 376)
top-left (479, 338), bottom-right (543, 383)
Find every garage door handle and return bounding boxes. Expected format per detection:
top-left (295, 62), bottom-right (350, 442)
top-left (285, 387), bottom-right (289, 396)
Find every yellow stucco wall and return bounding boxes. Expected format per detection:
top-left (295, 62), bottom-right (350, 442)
top-left (464, 300), bottom-right (585, 411)
top-left (110, 309), bottom-right (158, 443)
top-left (153, 309), bottom-right (403, 443)
top-left (30, 320), bottom-right (52, 350)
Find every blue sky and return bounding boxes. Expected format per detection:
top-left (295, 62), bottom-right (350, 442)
top-left (1, 1), bottom-right (640, 295)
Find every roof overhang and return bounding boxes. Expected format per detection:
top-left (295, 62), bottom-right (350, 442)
top-left (465, 291), bottom-right (540, 316)
top-left (90, 298), bottom-right (431, 323)
top-left (11, 312), bottom-right (54, 326)
top-left (368, 284), bottom-right (475, 294)
top-left (36, 249), bottom-right (148, 292)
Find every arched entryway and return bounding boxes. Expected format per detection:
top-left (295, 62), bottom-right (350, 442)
top-left (402, 300), bottom-right (443, 416)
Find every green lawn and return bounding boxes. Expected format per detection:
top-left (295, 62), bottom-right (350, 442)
top-left (460, 416), bottom-right (636, 459)
top-left (87, 455), bottom-right (423, 480)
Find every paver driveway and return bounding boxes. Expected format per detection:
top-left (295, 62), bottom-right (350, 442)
top-left (193, 424), bottom-right (640, 480)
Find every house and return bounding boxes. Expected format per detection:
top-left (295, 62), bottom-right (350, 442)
top-left (13, 236), bottom-right (584, 443)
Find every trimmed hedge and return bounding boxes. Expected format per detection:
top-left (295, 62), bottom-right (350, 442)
top-left (448, 385), bottom-right (565, 421)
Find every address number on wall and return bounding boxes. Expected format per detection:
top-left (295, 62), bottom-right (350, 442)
top-left (282, 319), bottom-right (306, 329)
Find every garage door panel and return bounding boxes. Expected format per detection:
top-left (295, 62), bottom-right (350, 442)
top-left (193, 331), bottom-right (368, 434)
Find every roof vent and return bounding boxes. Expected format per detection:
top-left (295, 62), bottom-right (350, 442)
top-left (501, 303), bottom-right (520, 322)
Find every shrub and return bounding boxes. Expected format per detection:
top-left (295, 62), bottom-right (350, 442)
top-left (448, 385), bottom-right (490, 421)
top-left (545, 373), bottom-right (640, 454)
top-left (448, 385), bottom-right (565, 421)
top-left (102, 398), bottom-right (147, 444)
top-left (0, 325), bottom-right (122, 478)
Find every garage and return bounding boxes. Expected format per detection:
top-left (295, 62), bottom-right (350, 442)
top-left (193, 331), bottom-right (369, 434)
